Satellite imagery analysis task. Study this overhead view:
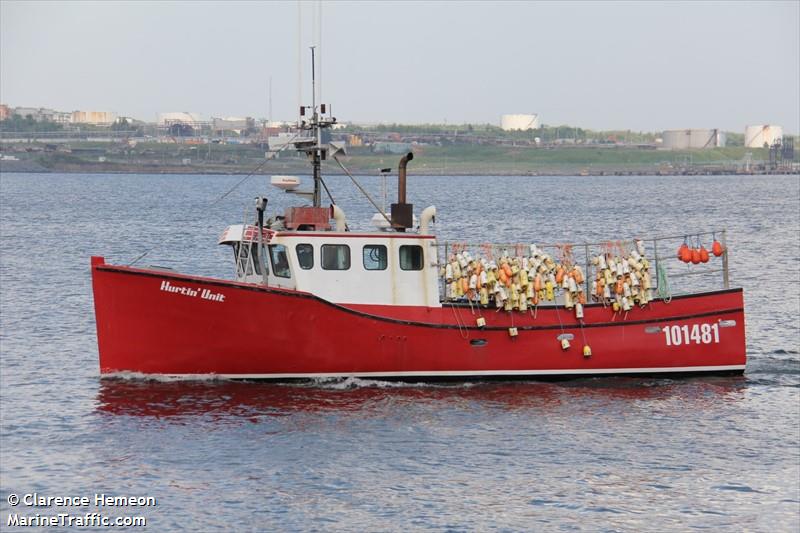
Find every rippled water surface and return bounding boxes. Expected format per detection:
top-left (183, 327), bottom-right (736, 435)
top-left (1, 172), bottom-right (798, 531)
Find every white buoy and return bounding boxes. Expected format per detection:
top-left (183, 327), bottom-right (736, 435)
top-left (568, 277), bottom-right (578, 293)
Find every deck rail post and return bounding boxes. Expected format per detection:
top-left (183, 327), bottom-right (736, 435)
top-left (721, 229), bottom-right (730, 289)
top-left (584, 244), bottom-right (591, 296)
top-left (652, 238), bottom-right (659, 291)
top-left (442, 242), bottom-right (448, 301)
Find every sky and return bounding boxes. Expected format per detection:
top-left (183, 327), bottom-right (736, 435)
top-left (1, 0), bottom-right (798, 133)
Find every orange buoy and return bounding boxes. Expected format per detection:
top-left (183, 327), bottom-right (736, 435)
top-left (699, 246), bottom-right (710, 263)
top-left (678, 243), bottom-right (692, 263)
top-left (460, 277), bottom-right (469, 294)
top-left (555, 267), bottom-right (564, 284)
top-left (615, 278), bottom-right (624, 294)
top-left (534, 274), bottom-right (542, 292)
top-left (502, 263), bottom-right (513, 278)
top-left (691, 248), bottom-right (701, 264)
top-left (712, 240), bottom-right (724, 257)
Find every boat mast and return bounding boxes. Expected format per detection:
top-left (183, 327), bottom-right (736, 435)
top-left (297, 46), bottom-right (335, 209)
top-left (311, 46), bottom-right (321, 207)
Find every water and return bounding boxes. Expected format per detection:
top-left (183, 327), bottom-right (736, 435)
top-left (1, 172), bottom-right (798, 531)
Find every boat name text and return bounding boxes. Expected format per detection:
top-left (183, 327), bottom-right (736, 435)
top-left (160, 280), bottom-right (225, 302)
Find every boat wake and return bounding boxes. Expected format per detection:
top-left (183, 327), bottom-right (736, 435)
top-left (307, 375), bottom-right (476, 390)
top-left (741, 354), bottom-right (800, 387)
top-left (101, 371), bottom-right (230, 383)
top-left (99, 371), bottom-right (476, 389)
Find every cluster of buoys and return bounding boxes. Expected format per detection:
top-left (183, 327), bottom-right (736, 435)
top-left (442, 239), bottom-right (664, 320)
top-left (677, 236), bottom-right (725, 265)
top-left (590, 239), bottom-right (653, 313)
top-left (442, 245), bottom-right (587, 319)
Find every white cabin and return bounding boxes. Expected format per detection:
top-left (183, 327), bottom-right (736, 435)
top-left (218, 225), bottom-right (441, 308)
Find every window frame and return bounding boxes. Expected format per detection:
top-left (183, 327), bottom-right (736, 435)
top-left (250, 243), bottom-right (263, 275)
top-left (399, 245), bottom-right (424, 271)
top-left (295, 243), bottom-right (314, 270)
top-left (321, 244), bottom-right (351, 271)
top-left (362, 244), bottom-right (388, 271)
top-left (269, 244), bottom-right (292, 278)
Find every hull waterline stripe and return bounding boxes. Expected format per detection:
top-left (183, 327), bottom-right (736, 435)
top-left (95, 265), bottom-right (744, 331)
top-left (103, 365), bottom-right (746, 380)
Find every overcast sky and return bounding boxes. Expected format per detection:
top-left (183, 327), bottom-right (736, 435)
top-left (2, 1), bottom-right (798, 132)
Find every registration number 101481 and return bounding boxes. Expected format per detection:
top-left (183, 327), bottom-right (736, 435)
top-left (662, 323), bottom-right (720, 346)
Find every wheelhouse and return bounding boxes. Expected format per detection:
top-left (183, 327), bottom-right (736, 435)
top-left (219, 227), bottom-right (441, 307)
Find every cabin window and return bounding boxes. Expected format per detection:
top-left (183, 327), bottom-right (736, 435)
top-left (251, 244), bottom-right (262, 275)
top-left (233, 242), bottom-right (265, 276)
top-left (363, 244), bottom-right (387, 270)
top-left (322, 244), bottom-right (350, 270)
top-left (399, 245), bottom-right (423, 271)
top-left (232, 244), bottom-right (242, 271)
top-left (296, 243), bottom-right (314, 270)
top-left (269, 244), bottom-right (291, 278)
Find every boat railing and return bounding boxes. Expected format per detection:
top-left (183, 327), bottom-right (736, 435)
top-left (436, 229), bottom-right (731, 303)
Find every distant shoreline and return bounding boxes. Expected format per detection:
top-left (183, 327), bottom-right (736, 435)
top-left (1, 142), bottom-right (798, 177)
top-left (1, 159), bottom-right (796, 177)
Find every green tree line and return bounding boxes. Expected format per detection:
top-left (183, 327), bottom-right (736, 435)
top-left (0, 114), bottom-right (64, 132)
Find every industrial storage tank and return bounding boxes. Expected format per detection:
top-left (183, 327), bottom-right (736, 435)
top-left (71, 111), bottom-right (116, 125)
top-left (157, 112), bottom-right (205, 126)
top-left (501, 114), bottom-right (540, 131)
top-left (744, 125), bottom-right (783, 148)
top-left (661, 129), bottom-right (726, 150)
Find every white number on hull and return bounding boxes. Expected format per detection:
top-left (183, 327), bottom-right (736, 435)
top-left (662, 323), bottom-right (720, 346)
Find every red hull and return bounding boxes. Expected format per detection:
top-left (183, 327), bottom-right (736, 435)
top-left (91, 257), bottom-right (747, 379)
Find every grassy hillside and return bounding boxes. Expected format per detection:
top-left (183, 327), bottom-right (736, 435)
top-left (338, 145), bottom-right (767, 174)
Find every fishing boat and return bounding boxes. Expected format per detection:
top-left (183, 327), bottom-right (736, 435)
top-left (90, 63), bottom-right (746, 380)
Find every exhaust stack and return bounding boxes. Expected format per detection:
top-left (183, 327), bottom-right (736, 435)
top-left (391, 152), bottom-right (414, 231)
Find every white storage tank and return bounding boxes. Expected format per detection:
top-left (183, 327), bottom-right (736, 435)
top-left (744, 125), bottom-right (783, 148)
top-left (157, 111), bottom-right (205, 126)
top-left (71, 111), bottom-right (116, 125)
top-left (501, 114), bottom-right (540, 131)
top-left (661, 129), bottom-right (726, 150)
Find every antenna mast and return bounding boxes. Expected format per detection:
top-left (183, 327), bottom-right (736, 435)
top-left (311, 47), bottom-right (320, 206)
top-left (296, 46), bottom-right (336, 208)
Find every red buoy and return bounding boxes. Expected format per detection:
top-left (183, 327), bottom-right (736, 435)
top-left (699, 246), bottom-right (710, 263)
top-left (691, 248), bottom-right (701, 264)
top-left (712, 240), bottom-right (724, 257)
